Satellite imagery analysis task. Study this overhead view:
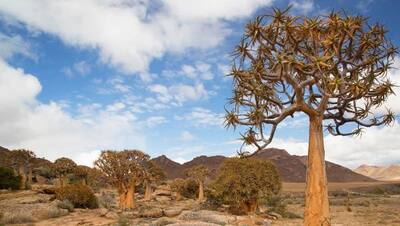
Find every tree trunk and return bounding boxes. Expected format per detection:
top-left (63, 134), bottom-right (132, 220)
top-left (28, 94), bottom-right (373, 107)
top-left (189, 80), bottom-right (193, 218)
top-left (198, 181), bottom-right (204, 202)
top-left (176, 192), bottom-right (182, 201)
top-left (143, 181), bottom-right (152, 201)
top-left (18, 165), bottom-right (26, 190)
top-left (118, 183), bottom-right (135, 210)
top-left (243, 199), bottom-right (258, 214)
top-left (28, 168), bottom-right (33, 187)
top-left (304, 116), bottom-right (330, 226)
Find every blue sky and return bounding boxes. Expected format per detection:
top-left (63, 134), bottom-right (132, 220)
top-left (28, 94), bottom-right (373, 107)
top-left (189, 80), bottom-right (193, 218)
top-left (0, 0), bottom-right (399, 168)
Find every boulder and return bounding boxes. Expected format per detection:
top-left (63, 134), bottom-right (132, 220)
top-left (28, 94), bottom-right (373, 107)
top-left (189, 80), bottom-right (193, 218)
top-left (168, 222), bottom-right (220, 226)
top-left (178, 210), bottom-right (236, 225)
top-left (153, 188), bottom-right (171, 196)
top-left (98, 208), bottom-right (109, 217)
top-left (164, 207), bottom-right (183, 217)
top-left (139, 207), bottom-right (164, 218)
top-left (105, 211), bottom-right (119, 219)
top-left (155, 196), bottom-right (172, 202)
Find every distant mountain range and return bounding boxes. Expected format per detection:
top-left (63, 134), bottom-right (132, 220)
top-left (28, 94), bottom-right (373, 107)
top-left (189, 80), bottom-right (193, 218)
top-left (354, 164), bottom-right (400, 181)
top-left (152, 148), bottom-right (375, 183)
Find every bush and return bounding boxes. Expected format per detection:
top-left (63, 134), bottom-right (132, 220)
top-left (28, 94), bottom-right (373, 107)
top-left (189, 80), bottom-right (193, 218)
top-left (0, 167), bottom-right (21, 190)
top-left (57, 199), bottom-right (75, 212)
top-left (262, 195), bottom-right (301, 218)
top-left (55, 184), bottom-right (98, 209)
top-left (209, 157), bottom-right (281, 214)
top-left (99, 192), bottom-right (116, 210)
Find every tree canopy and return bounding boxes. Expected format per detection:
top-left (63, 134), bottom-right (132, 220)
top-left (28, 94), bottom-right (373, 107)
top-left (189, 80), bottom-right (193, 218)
top-left (225, 8), bottom-right (398, 155)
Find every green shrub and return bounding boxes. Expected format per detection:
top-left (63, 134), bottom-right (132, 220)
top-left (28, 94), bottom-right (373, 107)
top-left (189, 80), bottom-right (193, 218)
top-left (57, 199), bottom-right (75, 212)
top-left (55, 184), bottom-right (98, 209)
top-left (209, 158), bottom-right (281, 214)
top-left (0, 167), bottom-right (21, 190)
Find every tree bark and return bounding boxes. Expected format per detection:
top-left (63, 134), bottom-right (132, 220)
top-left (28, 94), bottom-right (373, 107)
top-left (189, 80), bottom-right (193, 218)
top-left (198, 181), bottom-right (204, 202)
top-left (143, 181), bottom-right (152, 201)
top-left (18, 165), bottom-right (26, 190)
top-left (118, 183), bottom-right (135, 210)
top-left (243, 199), bottom-right (258, 214)
top-left (304, 116), bottom-right (331, 226)
top-left (28, 168), bottom-right (32, 187)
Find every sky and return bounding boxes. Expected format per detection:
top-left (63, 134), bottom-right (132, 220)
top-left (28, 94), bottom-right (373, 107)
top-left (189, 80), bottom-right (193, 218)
top-left (0, 0), bottom-right (399, 169)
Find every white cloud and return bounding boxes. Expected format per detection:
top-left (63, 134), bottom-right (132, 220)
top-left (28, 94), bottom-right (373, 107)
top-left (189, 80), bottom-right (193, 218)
top-left (0, 32), bottom-right (36, 60)
top-left (290, 0), bottom-right (315, 15)
top-left (149, 83), bottom-right (209, 106)
top-left (177, 107), bottom-right (224, 127)
top-left (181, 131), bottom-right (195, 141)
top-left (143, 116), bottom-right (167, 128)
top-left (0, 0), bottom-right (273, 76)
top-left (0, 59), bottom-right (145, 165)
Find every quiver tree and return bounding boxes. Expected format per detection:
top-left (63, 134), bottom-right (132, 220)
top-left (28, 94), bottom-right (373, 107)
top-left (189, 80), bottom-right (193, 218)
top-left (211, 158), bottom-right (281, 214)
top-left (9, 149), bottom-right (36, 189)
top-left (170, 178), bottom-right (186, 201)
top-left (94, 150), bottom-right (149, 210)
top-left (142, 160), bottom-right (166, 201)
top-left (185, 165), bottom-right (209, 202)
top-left (53, 157), bottom-right (77, 187)
top-left (74, 165), bottom-right (91, 185)
top-left (225, 8), bottom-right (397, 226)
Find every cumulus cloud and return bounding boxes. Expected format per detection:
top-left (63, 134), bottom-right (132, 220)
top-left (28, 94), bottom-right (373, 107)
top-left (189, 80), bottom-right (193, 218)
top-left (176, 107), bottom-right (224, 127)
top-left (0, 59), bottom-right (145, 165)
top-left (181, 131), bottom-right (195, 141)
top-left (0, 0), bottom-right (273, 75)
top-left (149, 83), bottom-right (209, 105)
top-left (0, 32), bottom-right (36, 60)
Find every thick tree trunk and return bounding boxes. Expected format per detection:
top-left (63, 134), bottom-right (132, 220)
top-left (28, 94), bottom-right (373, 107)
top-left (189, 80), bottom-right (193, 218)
top-left (18, 166), bottom-right (26, 190)
top-left (243, 199), bottom-right (258, 214)
top-left (304, 116), bottom-right (331, 226)
top-left (198, 181), bottom-right (204, 202)
top-left (143, 181), bottom-right (152, 201)
top-left (28, 168), bottom-right (32, 187)
top-left (118, 183), bottom-right (135, 210)
top-left (176, 192), bottom-right (182, 201)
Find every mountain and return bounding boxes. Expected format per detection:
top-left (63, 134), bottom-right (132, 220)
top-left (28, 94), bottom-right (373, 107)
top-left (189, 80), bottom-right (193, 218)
top-left (354, 164), bottom-right (400, 181)
top-left (152, 155), bottom-right (185, 179)
top-left (152, 148), bottom-right (375, 182)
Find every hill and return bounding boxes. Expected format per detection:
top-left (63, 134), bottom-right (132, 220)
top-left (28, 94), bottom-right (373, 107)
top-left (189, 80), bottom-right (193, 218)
top-left (152, 148), bottom-right (375, 182)
top-left (354, 164), bottom-right (400, 181)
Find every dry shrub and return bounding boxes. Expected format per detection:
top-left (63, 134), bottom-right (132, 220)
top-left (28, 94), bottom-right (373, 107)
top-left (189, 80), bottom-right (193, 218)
top-left (56, 183), bottom-right (98, 209)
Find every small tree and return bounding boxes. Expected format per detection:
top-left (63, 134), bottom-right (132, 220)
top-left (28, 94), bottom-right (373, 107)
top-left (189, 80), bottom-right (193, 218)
top-left (185, 165), bottom-right (209, 202)
top-left (225, 8), bottom-right (397, 225)
top-left (94, 150), bottom-right (149, 209)
top-left (74, 165), bottom-right (91, 185)
top-left (9, 149), bottom-right (36, 189)
top-left (211, 158), bottom-right (281, 214)
top-left (170, 178), bottom-right (186, 201)
top-left (142, 160), bottom-right (166, 201)
top-left (53, 157), bottom-right (77, 187)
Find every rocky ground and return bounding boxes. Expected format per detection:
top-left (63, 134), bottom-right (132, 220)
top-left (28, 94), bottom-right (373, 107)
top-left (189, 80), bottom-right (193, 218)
top-left (0, 184), bottom-right (399, 226)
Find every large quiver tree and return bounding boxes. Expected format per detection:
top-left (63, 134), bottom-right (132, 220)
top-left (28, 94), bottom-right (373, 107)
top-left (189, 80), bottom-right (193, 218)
top-left (142, 160), bottom-right (165, 201)
top-left (9, 149), bottom-right (36, 189)
top-left (53, 157), bottom-right (77, 187)
top-left (94, 150), bottom-right (149, 210)
top-left (225, 8), bottom-right (397, 226)
top-left (185, 165), bottom-right (209, 202)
